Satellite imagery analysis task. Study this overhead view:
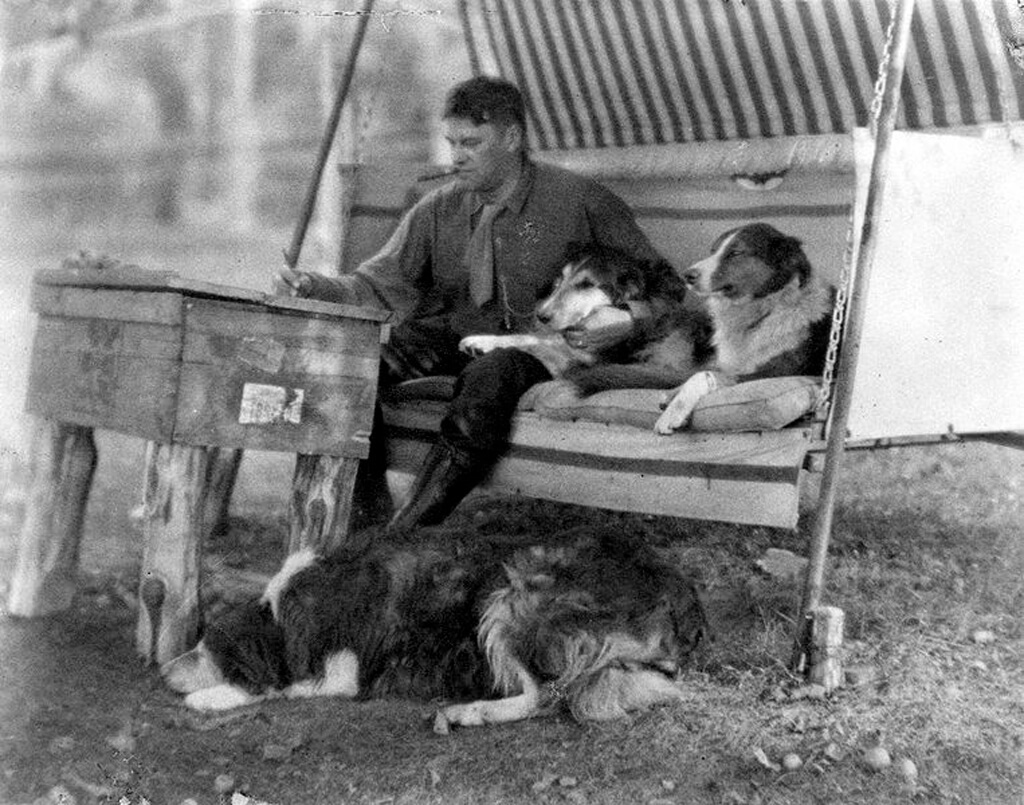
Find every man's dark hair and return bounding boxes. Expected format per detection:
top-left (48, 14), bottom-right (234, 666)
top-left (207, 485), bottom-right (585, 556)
top-left (443, 76), bottom-right (526, 133)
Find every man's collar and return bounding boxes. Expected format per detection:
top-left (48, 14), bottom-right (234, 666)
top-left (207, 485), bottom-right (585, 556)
top-left (504, 157), bottom-right (535, 214)
top-left (471, 157), bottom-right (535, 215)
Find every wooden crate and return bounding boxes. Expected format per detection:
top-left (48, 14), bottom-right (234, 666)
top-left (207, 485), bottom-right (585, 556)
top-left (26, 267), bottom-right (388, 458)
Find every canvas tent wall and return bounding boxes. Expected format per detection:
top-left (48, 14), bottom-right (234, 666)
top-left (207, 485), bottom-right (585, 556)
top-left (846, 127), bottom-right (1024, 441)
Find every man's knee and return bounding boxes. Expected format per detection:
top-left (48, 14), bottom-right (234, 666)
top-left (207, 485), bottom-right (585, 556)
top-left (445, 349), bottom-right (551, 452)
top-left (455, 348), bottom-right (551, 396)
top-left (383, 319), bottom-right (466, 381)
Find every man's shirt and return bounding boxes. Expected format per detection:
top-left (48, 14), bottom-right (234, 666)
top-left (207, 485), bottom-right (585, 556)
top-left (305, 158), bottom-right (663, 337)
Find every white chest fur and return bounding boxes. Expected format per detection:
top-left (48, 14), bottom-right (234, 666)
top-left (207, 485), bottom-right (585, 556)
top-left (710, 280), bottom-right (832, 377)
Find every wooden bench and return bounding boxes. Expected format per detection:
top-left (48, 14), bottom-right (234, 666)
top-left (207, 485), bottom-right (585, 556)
top-left (337, 145), bottom-right (855, 530)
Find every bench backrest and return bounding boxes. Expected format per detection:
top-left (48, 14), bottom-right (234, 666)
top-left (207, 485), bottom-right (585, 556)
top-left (334, 155), bottom-right (854, 287)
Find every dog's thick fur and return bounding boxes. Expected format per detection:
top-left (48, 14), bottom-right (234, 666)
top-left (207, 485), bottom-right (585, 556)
top-left (459, 244), bottom-right (713, 391)
top-left (654, 223), bottom-right (835, 434)
top-left (162, 528), bottom-right (708, 727)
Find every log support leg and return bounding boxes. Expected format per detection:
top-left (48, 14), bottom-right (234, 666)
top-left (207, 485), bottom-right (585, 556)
top-left (7, 419), bottom-right (97, 616)
top-left (202, 447), bottom-right (243, 537)
top-left (136, 441), bottom-right (210, 665)
top-left (289, 454), bottom-right (360, 554)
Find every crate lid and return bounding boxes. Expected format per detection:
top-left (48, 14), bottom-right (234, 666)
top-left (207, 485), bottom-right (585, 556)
top-left (33, 263), bottom-right (391, 324)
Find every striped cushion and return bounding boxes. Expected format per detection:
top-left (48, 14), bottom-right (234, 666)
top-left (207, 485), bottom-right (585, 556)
top-left (519, 376), bottom-right (821, 432)
top-left (385, 376), bottom-right (819, 432)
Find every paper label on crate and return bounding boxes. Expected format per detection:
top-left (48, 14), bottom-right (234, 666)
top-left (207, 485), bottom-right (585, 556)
top-left (238, 383), bottom-right (304, 425)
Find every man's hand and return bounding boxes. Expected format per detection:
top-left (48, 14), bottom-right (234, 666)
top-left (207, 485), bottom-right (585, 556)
top-left (563, 306), bottom-right (633, 352)
top-left (276, 264), bottom-right (313, 298)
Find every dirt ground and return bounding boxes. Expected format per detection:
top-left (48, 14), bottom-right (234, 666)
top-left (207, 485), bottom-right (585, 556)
top-left (1, 433), bottom-right (1022, 805)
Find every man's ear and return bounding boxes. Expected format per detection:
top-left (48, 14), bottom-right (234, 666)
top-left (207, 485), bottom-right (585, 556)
top-left (502, 123), bottom-right (524, 153)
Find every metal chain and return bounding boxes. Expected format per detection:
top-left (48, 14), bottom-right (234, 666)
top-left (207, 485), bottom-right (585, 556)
top-left (869, 8), bottom-right (898, 136)
top-left (815, 2), bottom-right (897, 416)
top-left (816, 219), bottom-right (854, 416)
top-left (498, 274), bottom-right (536, 331)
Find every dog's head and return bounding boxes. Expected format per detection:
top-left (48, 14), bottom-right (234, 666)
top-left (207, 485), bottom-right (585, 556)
top-left (535, 244), bottom-right (663, 331)
top-left (682, 224), bottom-right (813, 302)
top-left (162, 599), bottom-right (290, 700)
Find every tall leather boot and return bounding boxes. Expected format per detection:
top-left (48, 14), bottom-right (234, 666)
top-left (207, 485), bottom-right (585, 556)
top-left (348, 406), bottom-right (393, 533)
top-left (348, 457), bottom-right (393, 533)
top-left (386, 436), bottom-right (488, 533)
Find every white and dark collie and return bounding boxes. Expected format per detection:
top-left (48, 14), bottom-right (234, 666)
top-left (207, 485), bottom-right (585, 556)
top-left (162, 528), bottom-right (708, 728)
top-left (459, 243), bottom-right (713, 391)
top-left (654, 223), bottom-right (835, 434)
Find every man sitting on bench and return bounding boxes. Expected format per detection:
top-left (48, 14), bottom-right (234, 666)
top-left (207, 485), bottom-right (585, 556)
top-left (279, 76), bottom-right (667, 533)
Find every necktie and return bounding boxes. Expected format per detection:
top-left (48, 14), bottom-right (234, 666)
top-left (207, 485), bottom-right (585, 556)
top-left (466, 203), bottom-right (501, 307)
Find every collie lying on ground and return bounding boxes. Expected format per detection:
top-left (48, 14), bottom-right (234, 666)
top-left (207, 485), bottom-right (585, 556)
top-left (162, 527), bottom-right (708, 728)
top-left (459, 243), bottom-right (713, 391)
top-left (654, 223), bottom-right (835, 434)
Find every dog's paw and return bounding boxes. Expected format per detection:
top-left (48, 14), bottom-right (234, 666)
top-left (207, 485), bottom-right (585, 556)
top-left (655, 393), bottom-right (697, 434)
top-left (432, 709), bottom-right (453, 734)
top-left (437, 701), bottom-right (486, 728)
top-left (654, 408), bottom-right (688, 434)
top-left (654, 372), bottom-right (719, 434)
top-left (183, 684), bottom-right (260, 711)
top-left (459, 335), bottom-right (501, 356)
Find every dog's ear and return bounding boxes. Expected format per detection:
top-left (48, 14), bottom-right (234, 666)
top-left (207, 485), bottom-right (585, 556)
top-left (536, 271), bottom-right (562, 301)
top-left (747, 225), bottom-right (813, 295)
top-left (709, 227), bottom-right (739, 254)
top-left (642, 257), bottom-right (688, 302)
top-left (773, 233), bottom-right (813, 286)
top-left (613, 262), bottom-right (646, 302)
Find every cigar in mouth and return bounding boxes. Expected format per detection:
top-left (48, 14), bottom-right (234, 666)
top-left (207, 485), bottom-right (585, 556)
top-left (417, 166), bottom-right (460, 182)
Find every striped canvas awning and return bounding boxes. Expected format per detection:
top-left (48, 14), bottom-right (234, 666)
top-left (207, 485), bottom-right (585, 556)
top-left (459, 0), bottom-right (1024, 150)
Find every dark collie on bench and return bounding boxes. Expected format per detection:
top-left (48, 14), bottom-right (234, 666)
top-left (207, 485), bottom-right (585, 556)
top-left (162, 527), bottom-right (708, 728)
top-left (459, 242), bottom-right (714, 391)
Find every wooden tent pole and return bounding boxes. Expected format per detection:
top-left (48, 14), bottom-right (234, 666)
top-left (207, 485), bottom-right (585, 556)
top-left (283, 0), bottom-right (375, 270)
top-left (792, 0), bottom-right (917, 671)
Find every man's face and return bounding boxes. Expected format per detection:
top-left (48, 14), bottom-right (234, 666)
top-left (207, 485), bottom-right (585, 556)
top-left (443, 117), bottom-right (522, 194)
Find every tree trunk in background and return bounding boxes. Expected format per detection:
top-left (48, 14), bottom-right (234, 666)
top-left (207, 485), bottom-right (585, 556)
top-left (202, 446), bottom-right (243, 537)
top-left (226, 2), bottom-right (257, 232)
top-left (137, 41), bottom-right (192, 223)
top-left (188, 6), bottom-right (259, 540)
top-left (205, 4), bottom-right (258, 232)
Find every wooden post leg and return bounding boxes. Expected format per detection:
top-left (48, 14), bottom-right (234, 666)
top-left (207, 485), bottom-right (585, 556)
top-left (807, 606), bottom-right (845, 692)
top-left (7, 419), bottom-right (97, 616)
top-left (202, 447), bottom-right (243, 537)
top-left (289, 454), bottom-right (360, 554)
top-left (136, 441), bottom-right (210, 665)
